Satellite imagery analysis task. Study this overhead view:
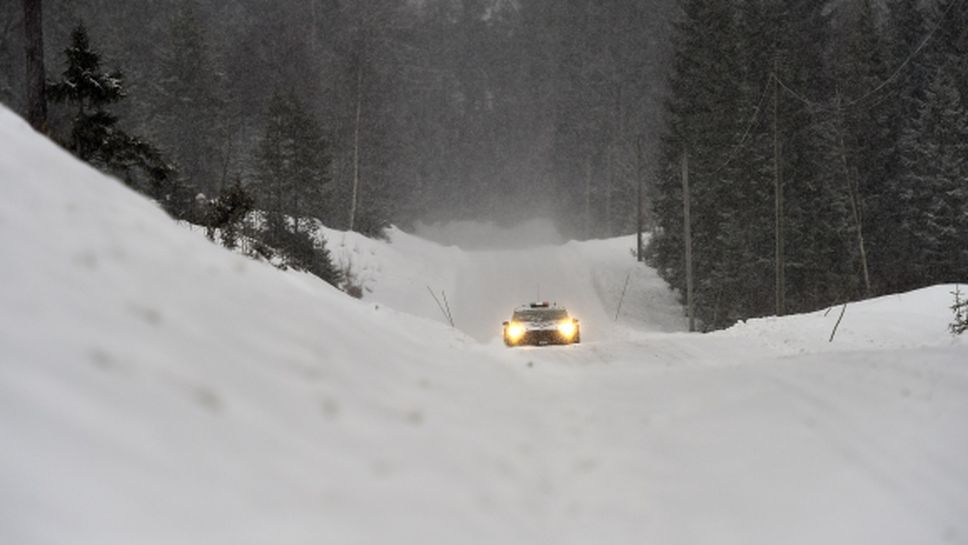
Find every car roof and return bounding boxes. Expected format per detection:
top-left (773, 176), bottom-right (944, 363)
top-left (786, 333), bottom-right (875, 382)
top-left (513, 302), bottom-right (567, 312)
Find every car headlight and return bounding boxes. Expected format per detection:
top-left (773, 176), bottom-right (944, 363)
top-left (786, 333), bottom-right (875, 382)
top-left (557, 320), bottom-right (577, 338)
top-left (507, 322), bottom-right (526, 340)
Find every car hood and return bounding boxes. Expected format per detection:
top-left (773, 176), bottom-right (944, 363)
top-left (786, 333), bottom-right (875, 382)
top-left (523, 320), bottom-right (560, 331)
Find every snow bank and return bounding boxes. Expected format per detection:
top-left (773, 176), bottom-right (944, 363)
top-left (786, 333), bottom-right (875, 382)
top-left (722, 285), bottom-right (965, 355)
top-left (317, 224), bottom-right (466, 326)
top-left (0, 106), bottom-right (536, 544)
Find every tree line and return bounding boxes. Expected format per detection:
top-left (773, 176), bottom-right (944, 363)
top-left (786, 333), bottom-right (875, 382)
top-left (650, 0), bottom-right (968, 330)
top-left (3, 0), bottom-right (676, 241)
top-left (13, 0), bottom-right (343, 286)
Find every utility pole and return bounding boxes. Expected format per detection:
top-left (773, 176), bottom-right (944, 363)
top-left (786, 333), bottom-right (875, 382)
top-left (348, 60), bottom-right (363, 232)
top-left (682, 149), bottom-right (695, 332)
top-left (772, 65), bottom-right (785, 316)
top-left (636, 136), bottom-right (644, 262)
top-left (584, 154), bottom-right (592, 239)
top-left (834, 92), bottom-right (872, 297)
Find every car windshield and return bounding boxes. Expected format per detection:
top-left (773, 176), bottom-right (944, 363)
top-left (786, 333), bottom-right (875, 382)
top-left (512, 309), bottom-right (569, 322)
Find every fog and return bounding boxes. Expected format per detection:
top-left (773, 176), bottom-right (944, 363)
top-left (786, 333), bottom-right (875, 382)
top-left (413, 217), bottom-right (564, 250)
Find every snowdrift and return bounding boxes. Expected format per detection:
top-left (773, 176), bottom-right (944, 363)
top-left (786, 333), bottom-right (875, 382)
top-left (723, 285), bottom-right (964, 355)
top-left (0, 106), bottom-right (541, 544)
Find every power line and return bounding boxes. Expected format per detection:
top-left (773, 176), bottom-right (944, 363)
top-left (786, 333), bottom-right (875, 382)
top-left (685, 0), bottom-right (962, 178)
top-left (693, 72), bottom-right (774, 176)
top-left (842, 0), bottom-right (962, 109)
top-left (774, 75), bottom-right (826, 110)
top-left (775, 0), bottom-right (964, 111)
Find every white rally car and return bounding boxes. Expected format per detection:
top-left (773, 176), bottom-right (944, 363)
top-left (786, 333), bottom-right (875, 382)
top-left (502, 302), bottom-right (581, 347)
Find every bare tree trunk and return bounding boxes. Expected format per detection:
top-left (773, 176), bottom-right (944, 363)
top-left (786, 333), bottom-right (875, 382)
top-left (635, 136), bottom-right (644, 262)
top-left (348, 62), bottom-right (363, 232)
top-left (682, 150), bottom-right (694, 333)
top-left (219, 128), bottom-right (234, 193)
top-left (583, 154), bottom-right (592, 239)
top-left (22, 0), bottom-right (46, 132)
top-left (604, 145), bottom-right (613, 236)
top-left (772, 67), bottom-right (785, 316)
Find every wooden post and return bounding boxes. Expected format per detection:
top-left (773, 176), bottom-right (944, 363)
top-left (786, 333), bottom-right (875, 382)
top-left (682, 150), bottom-right (695, 332)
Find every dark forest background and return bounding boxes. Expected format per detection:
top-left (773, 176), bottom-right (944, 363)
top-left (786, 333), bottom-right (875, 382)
top-left (651, 0), bottom-right (967, 329)
top-left (2, 0), bottom-right (966, 329)
top-left (1, 0), bottom-right (675, 239)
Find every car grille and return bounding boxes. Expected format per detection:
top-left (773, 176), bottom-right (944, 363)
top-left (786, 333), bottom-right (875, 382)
top-left (523, 329), bottom-right (565, 345)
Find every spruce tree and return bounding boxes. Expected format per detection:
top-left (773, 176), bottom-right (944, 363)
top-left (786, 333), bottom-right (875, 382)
top-left (48, 25), bottom-right (175, 208)
top-left (202, 180), bottom-right (255, 249)
top-left (951, 286), bottom-right (968, 335)
top-left (823, 0), bottom-right (889, 298)
top-left (717, 0), bottom-right (777, 322)
top-left (251, 89), bottom-right (341, 286)
top-left (255, 90), bottom-right (331, 228)
top-left (651, 0), bottom-right (750, 328)
top-left (153, 2), bottom-right (225, 195)
top-left (933, 0), bottom-right (968, 111)
top-left (773, 1), bottom-right (856, 313)
top-left (878, 0), bottom-right (929, 292)
top-left (897, 66), bottom-right (968, 282)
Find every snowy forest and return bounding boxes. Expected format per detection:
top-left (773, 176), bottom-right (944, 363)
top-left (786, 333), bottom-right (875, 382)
top-left (1, 0), bottom-right (673, 239)
top-left (651, 0), bottom-right (968, 329)
top-left (2, 0), bottom-right (967, 331)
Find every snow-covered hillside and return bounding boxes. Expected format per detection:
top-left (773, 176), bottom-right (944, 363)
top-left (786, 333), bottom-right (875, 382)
top-left (2, 104), bottom-right (967, 545)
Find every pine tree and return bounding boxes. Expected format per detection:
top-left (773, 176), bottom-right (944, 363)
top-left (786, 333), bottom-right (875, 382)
top-left (897, 66), bottom-right (968, 282)
top-left (47, 25), bottom-right (175, 209)
top-left (248, 89), bottom-right (342, 287)
top-left (951, 286), bottom-right (968, 335)
top-left (877, 0), bottom-right (929, 292)
top-left (724, 0), bottom-right (776, 321)
top-left (255, 90), bottom-right (331, 228)
top-left (821, 0), bottom-right (889, 298)
top-left (650, 0), bottom-right (751, 329)
top-left (933, 0), bottom-right (968, 111)
top-left (153, 2), bottom-right (226, 195)
top-left (202, 180), bottom-right (254, 249)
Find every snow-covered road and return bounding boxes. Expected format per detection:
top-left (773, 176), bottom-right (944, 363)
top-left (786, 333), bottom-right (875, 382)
top-left (328, 223), bottom-right (688, 343)
top-left (487, 339), bottom-right (968, 544)
top-left (3, 104), bottom-right (968, 545)
top-left (324, 221), bottom-right (968, 545)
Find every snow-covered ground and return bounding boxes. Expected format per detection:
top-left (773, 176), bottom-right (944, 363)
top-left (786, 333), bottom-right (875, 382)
top-left (2, 104), bottom-right (967, 545)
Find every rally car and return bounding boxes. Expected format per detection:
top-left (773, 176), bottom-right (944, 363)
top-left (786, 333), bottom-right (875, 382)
top-left (502, 302), bottom-right (581, 347)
